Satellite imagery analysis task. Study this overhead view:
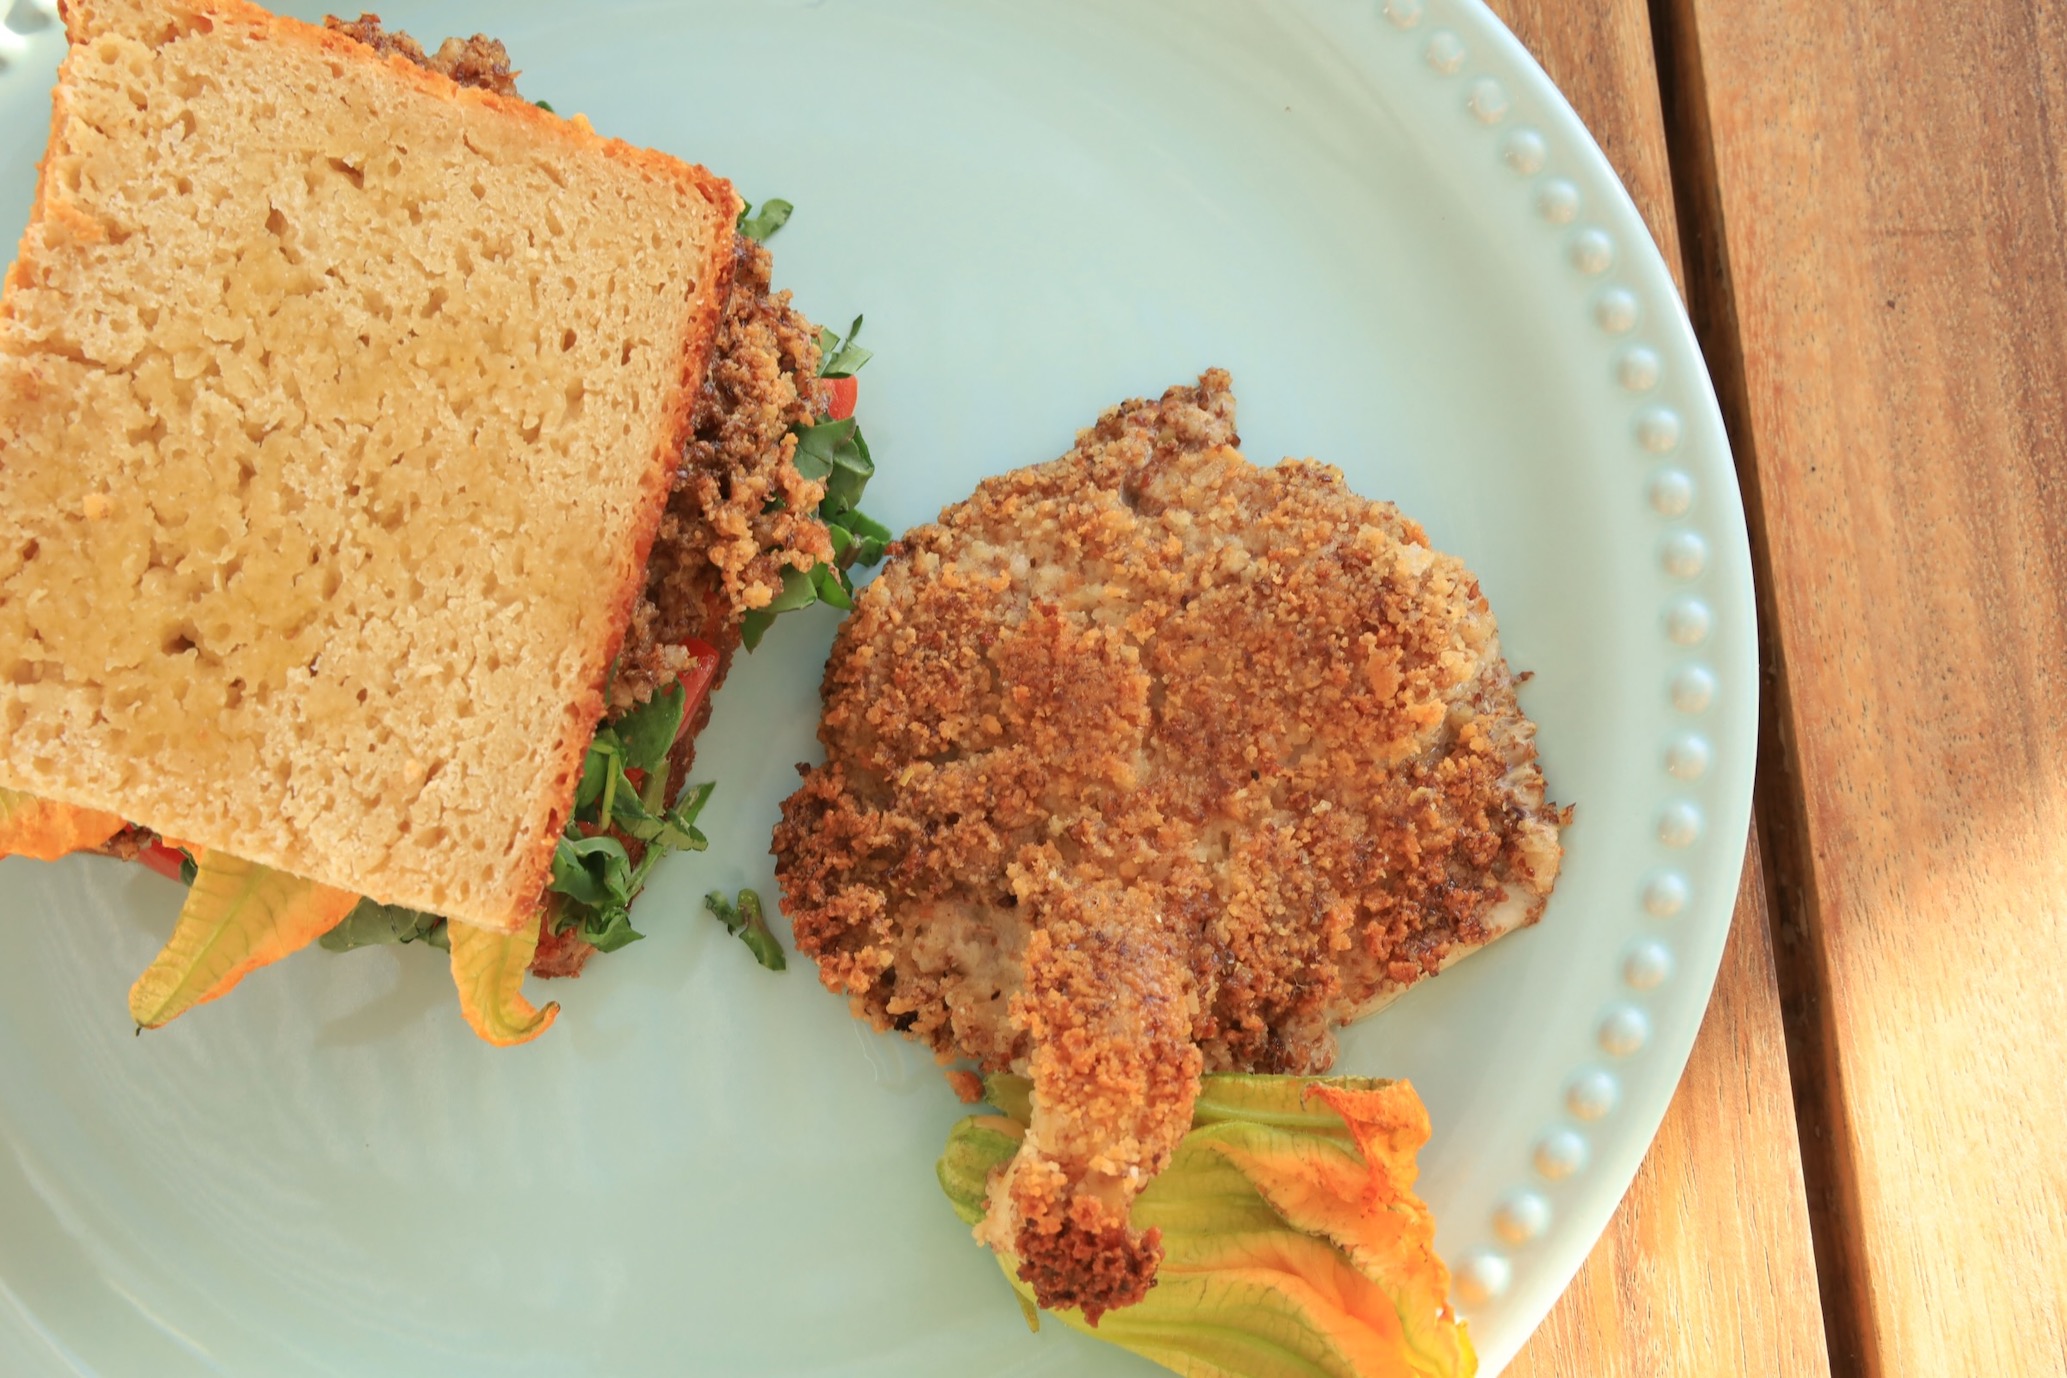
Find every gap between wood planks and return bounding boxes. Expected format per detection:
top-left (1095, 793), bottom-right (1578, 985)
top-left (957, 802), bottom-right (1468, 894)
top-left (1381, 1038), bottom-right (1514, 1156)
top-left (1643, 3), bottom-right (1878, 1376)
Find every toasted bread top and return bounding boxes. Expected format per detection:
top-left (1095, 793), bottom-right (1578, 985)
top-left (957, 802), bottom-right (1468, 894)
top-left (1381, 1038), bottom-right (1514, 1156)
top-left (0, 0), bottom-right (738, 929)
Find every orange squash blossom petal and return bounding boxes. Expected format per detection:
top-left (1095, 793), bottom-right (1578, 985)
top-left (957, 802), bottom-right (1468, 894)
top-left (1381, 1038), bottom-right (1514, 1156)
top-left (939, 1073), bottom-right (1477, 1378)
top-left (0, 786), bottom-right (126, 861)
top-left (129, 851), bottom-right (360, 1027)
top-left (448, 908), bottom-right (559, 1046)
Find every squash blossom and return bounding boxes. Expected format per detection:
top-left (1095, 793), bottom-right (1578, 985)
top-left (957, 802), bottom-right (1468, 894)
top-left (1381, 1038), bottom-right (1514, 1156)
top-left (938, 1073), bottom-right (1477, 1378)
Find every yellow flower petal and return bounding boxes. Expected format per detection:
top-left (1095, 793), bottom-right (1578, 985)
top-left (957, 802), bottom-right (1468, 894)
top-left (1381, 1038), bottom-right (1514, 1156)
top-left (448, 909), bottom-right (559, 1046)
top-left (0, 785), bottom-right (126, 861)
top-left (939, 1073), bottom-right (1476, 1378)
top-left (129, 851), bottom-right (359, 1027)
top-left (1207, 1084), bottom-right (1452, 1328)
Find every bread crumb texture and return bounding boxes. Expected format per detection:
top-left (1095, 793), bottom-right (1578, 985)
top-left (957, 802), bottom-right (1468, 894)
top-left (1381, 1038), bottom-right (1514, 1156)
top-left (774, 370), bottom-right (1568, 1313)
top-left (0, 0), bottom-right (735, 929)
top-left (612, 236), bottom-right (831, 712)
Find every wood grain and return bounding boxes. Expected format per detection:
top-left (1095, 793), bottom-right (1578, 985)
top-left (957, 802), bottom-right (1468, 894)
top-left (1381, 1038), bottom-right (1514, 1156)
top-left (1671, 0), bottom-right (2067, 1373)
top-left (1505, 852), bottom-right (1833, 1378)
top-left (1476, 3), bottom-right (1833, 1374)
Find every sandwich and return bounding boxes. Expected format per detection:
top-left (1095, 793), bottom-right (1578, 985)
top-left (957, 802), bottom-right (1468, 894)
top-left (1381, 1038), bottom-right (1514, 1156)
top-left (0, 0), bottom-right (884, 1043)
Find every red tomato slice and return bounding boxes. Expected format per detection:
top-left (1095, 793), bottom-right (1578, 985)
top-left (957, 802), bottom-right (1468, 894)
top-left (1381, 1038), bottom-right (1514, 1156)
top-left (140, 842), bottom-right (188, 882)
top-left (674, 638), bottom-right (722, 747)
top-left (823, 374), bottom-right (858, 421)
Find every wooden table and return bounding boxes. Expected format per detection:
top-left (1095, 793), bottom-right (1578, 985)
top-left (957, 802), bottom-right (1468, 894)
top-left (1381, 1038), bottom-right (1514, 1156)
top-left (1488, 2), bottom-right (2066, 1374)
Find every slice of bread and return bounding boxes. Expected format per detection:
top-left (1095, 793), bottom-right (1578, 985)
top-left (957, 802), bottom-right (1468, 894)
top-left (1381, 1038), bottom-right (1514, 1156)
top-left (0, 0), bottom-right (738, 930)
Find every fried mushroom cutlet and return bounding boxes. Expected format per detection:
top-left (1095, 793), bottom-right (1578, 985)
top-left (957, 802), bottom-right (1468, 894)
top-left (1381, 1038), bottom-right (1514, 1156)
top-left (773, 370), bottom-right (1568, 1321)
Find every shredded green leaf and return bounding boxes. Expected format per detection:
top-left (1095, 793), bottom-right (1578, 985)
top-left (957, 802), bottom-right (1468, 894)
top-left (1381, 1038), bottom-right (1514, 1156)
top-left (578, 904), bottom-right (644, 954)
top-left (317, 694), bottom-right (714, 964)
top-left (740, 608), bottom-right (777, 652)
top-left (550, 833), bottom-right (633, 908)
top-left (704, 889), bottom-right (787, 970)
top-left (547, 758), bottom-right (715, 951)
top-left (319, 899), bottom-right (450, 952)
top-left (534, 98), bottom-right (555, 113)
top-left (614, 681), bottom-right (686, 777)
top-left (811, 561), bottom-right (854, 611)
top-left (745, 409), bottom-right (885, 645)
top-left (716, 200), bottom-right (892, 654)
top-left (573, 728), bottom-right (620, 812)
top-left (830, 507), bottom-right (892, 567)
top-left (790, 417), bottom-right (863, 483)
top-left (736, 197), bottom-right (794, 242)
top-left (817, 315), bottom-right (873, 378)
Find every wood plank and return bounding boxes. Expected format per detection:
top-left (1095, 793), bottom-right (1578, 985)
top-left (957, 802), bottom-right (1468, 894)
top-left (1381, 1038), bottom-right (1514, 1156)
top-left (1504, 852), bottom-right (1832, 1378)
top-left (1671, 0), bottom-right (2067, 1373)
top-left (1477, 3), bottom-right (1833, 1373)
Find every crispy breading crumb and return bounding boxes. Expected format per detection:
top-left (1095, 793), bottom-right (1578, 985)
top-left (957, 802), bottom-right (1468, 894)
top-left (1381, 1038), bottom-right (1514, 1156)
top-left (612, 237), bottom-right (832, 710)
top-left (774, 370), bottom-right (1568, 1317)
top-left (324, 15), bottom-right (521, 97)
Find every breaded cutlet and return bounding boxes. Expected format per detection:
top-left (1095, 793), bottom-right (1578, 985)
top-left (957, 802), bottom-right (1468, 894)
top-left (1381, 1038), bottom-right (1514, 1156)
top-left (773, 370), bottom-right (1568, 1320)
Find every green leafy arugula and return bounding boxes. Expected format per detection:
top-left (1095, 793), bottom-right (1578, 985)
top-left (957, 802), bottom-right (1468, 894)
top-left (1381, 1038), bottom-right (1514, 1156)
top-left (547, 681), bottom-right (717, 953)
top-left (740, 417), bottom-right (893, 648)
top-left (320, 900), bottom-right (450, 952)
top-left (307, 690), bottom-right (716, 961)
top-left (736, 293), bottom-right (893, 649)
top-left (704, 889), bottom-right (786, 971)
top-left (818, 314), bottom-right (873, 378)
top-left (736, 197), bottom-right (794, 242)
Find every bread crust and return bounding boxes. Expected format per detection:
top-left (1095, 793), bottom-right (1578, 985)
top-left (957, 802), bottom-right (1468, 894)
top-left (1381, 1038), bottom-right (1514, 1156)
top-left (308, 5), bottom-right (746, 926)
top-left (506, 226), bottom-right (737, 924)
top-left (314, 10), bottom-right (755, 929)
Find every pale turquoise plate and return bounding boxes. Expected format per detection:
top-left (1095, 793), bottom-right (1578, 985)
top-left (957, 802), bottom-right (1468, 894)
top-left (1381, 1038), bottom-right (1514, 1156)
top-left (0, 1), bottom-right (1755, 1372)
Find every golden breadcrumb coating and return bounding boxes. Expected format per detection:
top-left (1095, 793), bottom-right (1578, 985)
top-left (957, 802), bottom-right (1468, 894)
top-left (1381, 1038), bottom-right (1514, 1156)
top-left (773, 370), bottom-right (1567, 1319)
top-left (323, 14), bottom-right (519, 97)
top-left (610, 237), bottom-right (833, 710)
top-left (675, 236), bottom-right (838, 610)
